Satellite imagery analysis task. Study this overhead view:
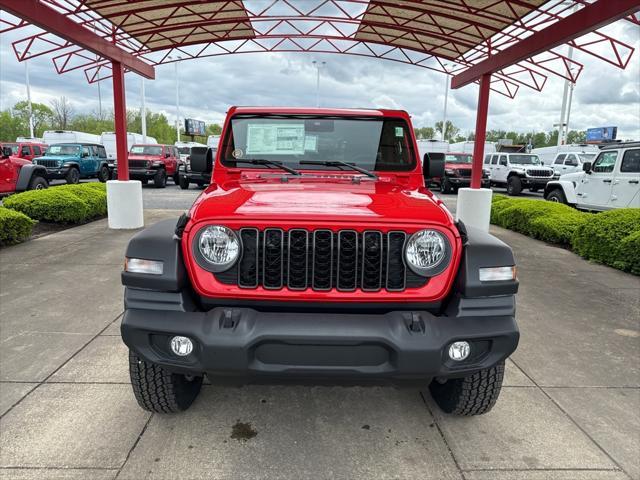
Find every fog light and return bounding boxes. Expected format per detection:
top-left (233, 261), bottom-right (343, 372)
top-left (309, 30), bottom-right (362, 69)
top-left (448, 341), bottom-right (470, 361)
top-left (170, 336), bottom-right (193, 356)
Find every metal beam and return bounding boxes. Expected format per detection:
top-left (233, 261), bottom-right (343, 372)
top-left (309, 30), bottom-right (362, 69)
top-left (112, 61), bottom-right (130, 181)
top-left (451, 0), bottom-right (639, 89)
top-left (0, 0), bottom-right (155, 79)
top-left (471, 74), bottom-right (491, 189)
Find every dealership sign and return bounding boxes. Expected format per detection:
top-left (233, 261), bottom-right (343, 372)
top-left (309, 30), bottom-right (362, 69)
top-left (185, 118), bottom-right (206, 136)
top-left (586, 126), bottom-right (617, 143)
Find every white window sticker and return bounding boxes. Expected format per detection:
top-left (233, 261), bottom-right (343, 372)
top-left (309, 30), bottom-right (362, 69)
top-left (395, 126), bottom-right (404, 137)
top-left (304, 135), bottom-right (318, 152)
top-left (246, 124), bottom-right (305, 155)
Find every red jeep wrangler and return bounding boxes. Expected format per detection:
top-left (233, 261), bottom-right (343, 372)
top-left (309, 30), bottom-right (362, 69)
top-left (0, 146), bottom-right (49, 194)
top-left (0, 142), bottom-right (48, 162)
top-left (117, 144), bottom-right (180, 187)
top-left (437, 152), bottom-right (490, 194)
top-left (121, 107), bottom-right (519, 416)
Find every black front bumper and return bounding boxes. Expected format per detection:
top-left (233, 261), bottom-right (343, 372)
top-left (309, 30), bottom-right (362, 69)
top-left (117, 168), bottom-right (159, 180)
top-left (521, 177), bottom-right (552, 187)
top-left (121, 297), bottom-right (518, 384)
top-left (42, 166), bottom-right (71, 179)
top-left (446, 176), bottom-right (490, 187)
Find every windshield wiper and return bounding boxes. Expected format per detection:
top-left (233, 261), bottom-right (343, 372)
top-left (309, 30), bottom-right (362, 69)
top-left (231, 159), bottom-right (301, 176)
top-left (299, 160), bottom-right (378, 179)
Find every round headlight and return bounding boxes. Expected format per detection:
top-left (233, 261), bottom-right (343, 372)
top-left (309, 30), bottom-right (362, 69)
top-left (405, 229), bottom-right (450, 277)
top-left (197, 225), bottom-right (240, 272)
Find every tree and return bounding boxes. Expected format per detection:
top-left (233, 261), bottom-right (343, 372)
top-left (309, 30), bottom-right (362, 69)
top-left (50, 96), bottom-right (74, 129)
top-left (414, 127), bottom-right (435, 139)
top-left (0, 110), bottom-right (26, 142)
top-left (434, 120), bottom-right (460, 142)
top-left (206, 124), bottom-right (222, 136)
top-left (12, 101), bottom-right (54, 136)
top-left (566, 130), bottom-right (586, 144)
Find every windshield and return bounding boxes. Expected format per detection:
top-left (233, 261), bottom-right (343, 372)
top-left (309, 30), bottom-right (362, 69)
top-left (510, 154), bottom-right (541, 165)
top-left (47, 144), bottom-right (80, 156)
top-left (3, 143), bottom-right (19, 154)
top-left (220, 115), bottom-right (416, 172)
top-left (578, 154), bottom-right (596, 162)
top-left (445, 153), bottom-right (472, 164)
top-left (130, 145), bottom-right (163, 156)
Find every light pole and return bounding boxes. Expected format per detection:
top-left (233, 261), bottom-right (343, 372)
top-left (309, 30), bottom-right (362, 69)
top-left (441, 73), bottom-right (450, 142)
top-left (169, 56), bottom-right (181, 142)
top-left (24, 60), bottom-right (34, 138)
top-left (312, 60), bottom-right (326, 107)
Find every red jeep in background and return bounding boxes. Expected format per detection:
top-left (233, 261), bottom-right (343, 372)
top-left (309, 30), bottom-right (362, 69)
top-left (0, 146), bottom-right (48, 194)
top-left (0, 142), bottom-right (48, 162)
top-left (120, 107), bottom-right (519, 417)
top-left (114, 144), bottom-right (180, 187)
top-left (435, 152), bottom-right (490, 194)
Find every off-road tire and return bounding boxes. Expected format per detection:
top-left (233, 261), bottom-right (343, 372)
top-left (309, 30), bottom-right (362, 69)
top-left (440, 177), bottom-right (452, 194)
top-left (507, 176), bottom-right (522, 196)
top-left (546, 189), bottom-right (567, 204)
top-left (129, 351), bottom-right (203, 413)
top-left (179, 175), bottom-right (190, 190)
top-left (153, 169), bottom-right (167, 188)
top-left (98, 165), bottom-right (110, 183)
top-left (28, 175), bottom-right (48, 190)
top-left (66, 167), bottom-right (80, 184)
top-left (173, 173), bottom-right (180, 184)
top-left (429, 361), bottom-right (505, 416)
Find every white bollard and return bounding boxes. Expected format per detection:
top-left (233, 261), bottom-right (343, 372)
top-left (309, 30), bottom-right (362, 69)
top-left (456, 187), bottom-right (493, 232)
top-left (106, 180), bottom-right (144, 229)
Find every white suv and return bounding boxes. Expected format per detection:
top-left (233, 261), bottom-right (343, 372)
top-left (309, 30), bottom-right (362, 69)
top-left (485, 152), bottom-right (554, 195)
top-left (549, 151), bottom-right (598, 178)
top-left (544, 142), bottom-right (640, 211)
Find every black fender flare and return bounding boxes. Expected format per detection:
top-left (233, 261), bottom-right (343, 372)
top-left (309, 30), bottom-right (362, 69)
top-left (15, 164), bottom-right (48, 192)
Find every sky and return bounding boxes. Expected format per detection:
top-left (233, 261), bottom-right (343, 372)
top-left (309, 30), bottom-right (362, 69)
top-left (1, 16), bottom-right (639, 140)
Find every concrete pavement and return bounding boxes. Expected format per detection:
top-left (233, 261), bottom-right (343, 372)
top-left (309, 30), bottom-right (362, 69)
top-left (0, 194), bottom-right (638, 479)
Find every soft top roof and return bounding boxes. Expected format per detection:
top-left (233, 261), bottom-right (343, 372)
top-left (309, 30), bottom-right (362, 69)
top-left (229, 106), bottom-right (408, 119)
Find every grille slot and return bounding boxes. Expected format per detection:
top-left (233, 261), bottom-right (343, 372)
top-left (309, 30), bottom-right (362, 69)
top-left (457, 169), bottom-right (471, 178)
top-left (263, 229), bottom-right (284, 289)
top-left (215, 229), bottom-right (428, 292)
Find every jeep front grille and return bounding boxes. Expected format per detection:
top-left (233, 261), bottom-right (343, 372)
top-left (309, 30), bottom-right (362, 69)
top-left (526, 169), bottom-right (553, 178)
top-left (35, 159), bottom-right (60, 168)
top-left (457, 169), bottom-right (472, 178)
top-left (128, 160), bottom-right (150, 168)
top-left (214, 228), bottom-right (427, 292)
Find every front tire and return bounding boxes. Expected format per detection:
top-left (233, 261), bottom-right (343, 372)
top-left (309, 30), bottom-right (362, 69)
top-left (507, 176), bottom-right (522, 196)
top-left (129, 351), bottom-right (203, 413)
top-left (98, 165), bottom-right (110, 183)
top-left (429, 361), bottom-right (505, 416)
top-left (65, 168), bottom-right (80, 184)
top-left (153, 169), bottom-right (167, 188)
top-left (440, 177), bottom-right (452, 194)
top-left (179, 175), bottom-right (190, 190)
top-left (546, 189), bottom-right (567, 204)
top-left (28, 175), bottom-right (48, 190)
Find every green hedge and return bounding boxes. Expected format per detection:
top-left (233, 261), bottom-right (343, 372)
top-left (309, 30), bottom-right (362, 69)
top-left (572, 209), bottom-right (640, 275)
top-left (0, 207), bottom-right (36, 246)
top-left (491, 195), bottom-right (640, 275)
top-left (3, 183), bottom-right (107, 223)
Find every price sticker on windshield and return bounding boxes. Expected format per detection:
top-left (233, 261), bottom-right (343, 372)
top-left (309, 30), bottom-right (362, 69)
top-left (395, 127), bottom-right (404, 137)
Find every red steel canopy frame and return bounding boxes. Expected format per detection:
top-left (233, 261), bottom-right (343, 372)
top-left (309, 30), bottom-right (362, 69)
top-left (0, 0), bottom-right (638, 184)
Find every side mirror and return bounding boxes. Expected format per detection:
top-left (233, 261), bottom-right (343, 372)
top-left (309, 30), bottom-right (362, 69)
top-left (582, 162), bottom-right (592, 173)
top-left (1, 147), bottom-right (11, 159)
top-left (423, 152), bottom-right (445, 179)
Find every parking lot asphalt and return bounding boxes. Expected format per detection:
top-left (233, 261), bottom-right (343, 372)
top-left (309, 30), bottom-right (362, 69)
top-left (0, 188), bottom-right (638, 480)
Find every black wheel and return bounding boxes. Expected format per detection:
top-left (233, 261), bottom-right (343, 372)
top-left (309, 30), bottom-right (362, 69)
top-left (65, 168), bottom-right (80, 184)
top-left (129, 351), bottom-right (202, 413)
top-left (546, 189), bottom-right (567, 204)
top-left (28, 175), bottom-right (48, 190)
top-left (153, 169), bottom-right (167, 188)
top-left (179, 175), bottom-right (190, 190)
top-left (507, 176), bottom-right (522, 196)
top-left (173, 173), bottom-right (180, 184)
top-left (98, 165), bottom-right (110, 183)
top-left (440, 177), bottom-right (452, 194)
top-left (429, 361), bottom-right (505, 416)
